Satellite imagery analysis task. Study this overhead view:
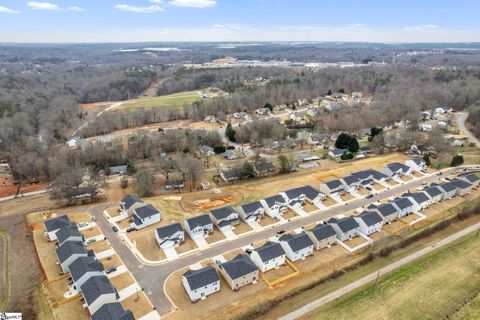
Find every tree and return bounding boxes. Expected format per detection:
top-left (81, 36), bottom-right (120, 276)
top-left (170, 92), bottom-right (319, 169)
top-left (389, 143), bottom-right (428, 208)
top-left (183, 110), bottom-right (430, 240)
top-left (50, 168), bottom-right (84, 204)
top-left (158, 157), bottom-right (176, 180)
top-left (338, 88), bottom-right (345, 94)
top-left (340, 152), bottom-right (354, 160)
top-left (264, 103), bottom-right (273, 111)
top-left (423, 154), bottom-right (432, 167)
top-left (326, 89), bottom-right (332, 96)
top-left (213, 145), bottom-right (226, 154)
top-left (370, 127), bottom-right (383, 137)
top-left (240, 161), bottom-right (255, 178)
top-left (372, 133), bottom-right (386, 154)
top-left (120, 178), bottom-right (128, 189)
top-left (335, 132), bottom-right (359, 153)
top-left (177, 155), bottom-right (203, 192)
top-left (134, 168), bottom-right (156, 196)
top-left (450, 155), bottom-right (464, 167)
top-left (225, 123), bottom-right (236, 142)
top-left (278, 154), bottom-right (296, 173)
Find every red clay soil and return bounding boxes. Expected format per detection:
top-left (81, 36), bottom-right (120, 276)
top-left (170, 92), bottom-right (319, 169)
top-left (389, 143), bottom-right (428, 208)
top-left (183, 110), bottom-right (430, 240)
top-left (0, 182), bottom-right (48, 197)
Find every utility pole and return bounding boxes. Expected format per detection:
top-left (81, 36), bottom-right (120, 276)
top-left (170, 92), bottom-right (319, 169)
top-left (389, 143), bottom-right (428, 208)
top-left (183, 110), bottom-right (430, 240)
top-left (372, 270), bottom-right (381, 294)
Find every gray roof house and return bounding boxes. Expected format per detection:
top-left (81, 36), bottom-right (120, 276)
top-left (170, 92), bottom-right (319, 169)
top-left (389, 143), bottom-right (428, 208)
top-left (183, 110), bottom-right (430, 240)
top-left (69, 256), bottom-right (105, 291)
top-left (120, 194), bottom-right (144, 215)
top-left (249, 241), bottom-right (286, 272)
top-left (210, 206), bottom-right (239, 231)
top-left (354, 211), bottom-right (383, 235)
top-left (155, 223), bottom-right (185, 249)
top-left (108, 165), bottom-right (128, 175)
top-left (165, 179), bottom-right (185, 190)
top-left (340, 175), bottom-right (361, 193)
top-left (44, 215), bottom-right (72, 241)
top-left (320, 179), bottom-right (345, 196)
top-left (403, 192), bottom-right (430, 211)
top-left (80, 275), bottom-right (119, 315)
top-left (424, 186), bottom-right (443, 205)
top-left (281, 187), bottom-right (308, 209)
top-left (91, 302), bottom-right (134, 320)
top-left (182, 266), bottom-right (220, 302)
top-left (199, 145), bottom-right (214, 156)
top-left (260, 194), bottom-right (288, 218)
top-left (460, 173), bottom-right (480, 188)
top-left (383, 162), bottom-right (412, 177)
top-left (184, 214), bottom-right (214, 239)
top-left (435, 181), bottom-right (457, 200)
top-left (56, 240), bottom-right (89, 273)
top-left (328, 148), bottom-right (348, 159)
top-left (218, 254), bottom-right (259, 290)
top-left (301, 185), bottom-right (327, 204)
top-left (328, 217), bottom-right (361, 241)
top-left (405, 158), bottom-right (427, 172)
top-left (307, 224), bottom-right (337, 250)
top-left (279, 233), bottom-right (314, 261)
top-left (253, 160), bottom-right (276, 175)
top-left (56, 224), bottom-right (84, 246)
top-left (237, 201), bottom-right (265, 223)
top-left (391, 197), bottom-right (415, 217)
top-left (374, 203), bottom-right (399, 223)
top-left (220, 167), bottom-right (242, 182)
top-left (451, 178), bottom-right (474, 196)
top-left (132, 204), bottom-right (161, 230)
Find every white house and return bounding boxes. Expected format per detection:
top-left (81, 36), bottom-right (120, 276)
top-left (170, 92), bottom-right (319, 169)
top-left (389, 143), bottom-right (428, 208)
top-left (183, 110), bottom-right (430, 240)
top-left (383, 162), bottom-right (412, 178)
top-left (320, 179), bottom-right (345, 196)
top-left (451, 179), bottom-right (474, 196)
top-left (69, 256), bottom-right (105, 292)
top-left (56, 224), bottom-right (84, 247)
top-left (56, 240), bottom-right (88, 273)
top-left (391, 197), bottom-right (415, 218)
top-left (301, 185), bottom-right (327, 206)
top-left (80, 275), bottom-right (118, 315)
top-left (340, 175), bottom-right (361, 193)
top-left (373, 203), bottom-right (399, 223)
top-left (182, 266), bottom-right (220, 302)
top-left (91, 303), bottom-right (134, 320)
top-left (354, 211), bottom-right (383, 235)
top-left (328, 217), bottom-right (361, 241)
top-left (405, 158), bottom-right (427, 172)
top-left (435, 182), bottom-right (457, 200)
top-left (119, 194), bottom-right (144, 216)
top-left (220, 167), bottom-right (241, 182)
top-left (460, 173), bottom-right (480, 189)
top-left (423, 186), bottom-right (443, 205)
top-left (328, 148), bottom-right (348, 159)
top-left (155, 223), bottom-right (185, 249)
top-left (199, 145), bottom-right (215, 157)
top-left (237, 201), bottom-right (265, 223)
top-left (403, 192), bottom-right (430, 211)
top-left (184, 214), bottom-right (214, 240)
top-left (249, 241), bottom-right (286, 272)
top-left (260, 195), bottom-right (288, 219)
top-left (307, 224), bottom-right (337, 250)
top-left (280, 187), bottom-right (307, 209)
top-left (210, 206), bottom-right (239, 231)
top-left (132, 204), bottom-right (161, 230)
top-left (279, 233), bottom-right (314, 262)
top-left (44, 215), bottom-right (72, 241)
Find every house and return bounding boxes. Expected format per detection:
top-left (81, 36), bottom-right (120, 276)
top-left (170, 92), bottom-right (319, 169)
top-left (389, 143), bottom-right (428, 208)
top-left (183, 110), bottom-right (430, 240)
top-left (279, 233), bottom-right (314, 262)
top-left (328, 148), bottom-right (347, 159)
top-left (324, 102), bottom-right (344, 112)
top-left (434, 182), bottom-right (457, 200)
top-left (298, 98), bottom-right (309, 106)
top-left (320, 179), bottom-right (345, 196)
top-left (437, 120), bottom-right (448, 129)
top-left (307, 107), bottom-right (321, 118)
top-left (119, 194), bottom-right (144, 215)
top-left (383, 162), bottom-right (412, 177)
top-left (352, 91), bottom-right (363, 99)
top-left (56, 240), bottom-right (89, 273)
top-left (184, 214), bottom-right (214, 239)
top-left (237, 201), bottom-right (265, 223)
top-left (220, 167), bottom-right (241, 182)
top-left (421, 110), bottom-right (432, 120)
top-left (301, 185), bottom-right (327, 205)
top-left (132, 204), bottom-right (161, 230)
top-left (165, 179), bottom-right (185, 190)
top-left (199, 145), bottom-right (214, 157)
top-left (340, 175), bottom-right (361, 193)
top-left (260, 195), bottom-right (288, 218)
top-left (410, 144), bottom-right (429, 156)
top-left (374, 203), bottom-right (399, 223)
top-left (80, 275), bottom-right (118, 315)
top-left (218, 254), bottom-right (259, 291)
top-left (280, 187), bottom-right (307, 209)
top-left (403, 192), bottom-right (430, 211)
top-left (306, 133), bottom-right (329, 146)
top-left (307, 224), bottom-right (337, 250)
top-left (44, 215), bottom-right (72, 241)
top-left (56, 224), bottom-right (84, 246)
top-left (405, 158), bottom-right (427, 172)
top-left (297, 153), bottom-right (321, 162)
top-left (359, 146), bottom-right (373, 154)
top-left (419, 123), bottom-right (433, 132)
top-left (223, 150), bottom-right (241, 160)
top-left (232, 112), bottom-right (248, 120)
top-left (328, 217), bottom-right (361, 241)
top-left (249, 241), bottom-right (286, 272)
top-left (391, 197), bottom-right (415, 218)
top-left (91, 302), bottom-right (134, 320)
top-left (355, 211), bottom-right (383, 235)
top-left (423, 186), bottom-right (443, 205)
top-left (182, 266), bottom-right (220, 302)
top-left (451, 179), bottom-right (474, 196)
top-left (289, 112), bottom-right (306, 122)
top-left (155, 223), bottom-right (185, 249)
top-left (460, 173), bottom-right (480, 188)
top-left (255, 107), bottom-right (271, 115)
top-left (351, 169), bottom-right (387, 188)
top-left (253, 160), bottom-right (276, 176)
top-left (108, 165), bottom-right (127, 175)
top-left (69, 256), bottom-right (105, 291)
top-left (210, 206), bottom-right (239, 231)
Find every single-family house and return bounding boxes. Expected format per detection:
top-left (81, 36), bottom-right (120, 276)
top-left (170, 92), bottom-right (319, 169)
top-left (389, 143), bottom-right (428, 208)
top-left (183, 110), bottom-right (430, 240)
top-left (403, 192), bottom-right (430, 211)
top-left (56, 240), bottom-right (89, 273)
top-left (354, 211), bottom-right (383, 235)
top-left (237, 201), bottom-right (264, 223)
top-left (328, 217), bottom-right (361, 241)
top-left (423, 186), bottom-right (443, 205)
top-left (460, 173), bottom-right (480, 188)
top-left (451, 179), bottom-right (474, 196)
top-left (80, 275), bottom-right (119, 315)
top-left (91, 302), bottom-right (134, 320)
top-left (69, 256), bottom-right (105, 291)
top-left (184, 214), bottom-right (214, 239)
top-left (328, 148), bottom-right (348, 159)
top-left (405, 158), bottom-right (427, 172)
top-left (56, 224), bottom-right (84, 246)
top-left (210, 206), bottom-right (239, 231)
top-left (223, 150), bottom-right (240, 160)
top-left (44, 215), bottom-right (72, 241)
top-left (165, 179), bottom-right (185, 190)
top-left (383, 162), bottom-right (412, 177)
top-left (289, 112), bottom-right (306, 122)
top-left (279, 233), bottom-right (314, 262)
top-left (253, 160), bottom-right (276, 176)
top-left (359, 146), bottom-right (373, 155)
top-left (218, 254), bottom-right (259, 291)
top-left (108, 165), bottom-right (127, 175)
top-left (320, 179), bottom-right (345, 196)
top-left (249, 241), bottom-right (286, 272)
top-left (182, 266), bottom-right (220, 302)
top-left (391, 197), bottom-right (415, 218)
top-left (301, 185), bottom-right (327, 205)
top-left (155, 223), bottom-right (185, 249)
top-left (280, 187), bottom-right (307, 209)
top-left (374, 203), bottom-right (399, 223)
top-left (307, 224), bottom-right (337, 250)
top-left (220, 167), bottom-right (241, 182)
top-left (435, 182), bottom-right (457, 200)
top-left (199, 145), bottom-right (214, 157)
top-left (340, 175), bottom-right (361, 193)
top-left (260, 195), bottom-right (288, 218)
top-left (255, 107), bottom-right (271, 115)
top-left (119, 194), bottom-right (144, 216)
top-left (132, 204), bottom-right (161, 230)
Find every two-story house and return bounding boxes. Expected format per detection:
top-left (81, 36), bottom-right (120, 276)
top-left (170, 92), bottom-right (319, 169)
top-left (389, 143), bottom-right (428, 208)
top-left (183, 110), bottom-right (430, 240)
top-left (210, 206), bottom-right (239, 231)
top-left (218, 254), bottom-right (259, 291)
top-left (184, 214), bottom-right (214, 240)
top-left (279, 233), bottom-right (314, 262)
top-left (132, 204), bottom-right (161, 230)
top-left (182, 266), bottom-right (220, 302)
top-left (249, 241), bottom-right (286, 272)
top-left (155, 223), bottom-right (185, 249)
top-left (237, 201), bottom-right (265, 223)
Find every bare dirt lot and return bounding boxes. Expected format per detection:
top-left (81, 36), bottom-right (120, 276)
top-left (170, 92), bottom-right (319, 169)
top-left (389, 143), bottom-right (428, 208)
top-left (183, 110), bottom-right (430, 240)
top-left (233, 221), bottom-right (253, 236)
top-left (205, 230), bottom-right (227, 244)
top-left (121, 291), bottom-right (154, 319)
top-left (80, 226), bottom-right (102, 239)
top-left (100, 254), bottom-right (123, 269)
top-left (110, 272), bottom-right (136, 291)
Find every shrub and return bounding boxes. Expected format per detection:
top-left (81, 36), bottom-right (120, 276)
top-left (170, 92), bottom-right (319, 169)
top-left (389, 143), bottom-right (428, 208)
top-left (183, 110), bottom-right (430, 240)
top-left (213, 144), bottom-right (226, 154)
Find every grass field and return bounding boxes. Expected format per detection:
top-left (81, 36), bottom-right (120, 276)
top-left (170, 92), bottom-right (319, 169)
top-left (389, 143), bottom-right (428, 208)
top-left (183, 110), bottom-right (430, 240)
top-left (120, 90), bottom-right (200, 110)
top-left (302, 232), bottom-right (480, 320)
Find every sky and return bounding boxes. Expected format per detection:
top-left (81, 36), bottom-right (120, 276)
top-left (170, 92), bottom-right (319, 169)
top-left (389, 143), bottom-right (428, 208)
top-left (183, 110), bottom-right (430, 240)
top-left (0, 0), bottom-right (479, 43)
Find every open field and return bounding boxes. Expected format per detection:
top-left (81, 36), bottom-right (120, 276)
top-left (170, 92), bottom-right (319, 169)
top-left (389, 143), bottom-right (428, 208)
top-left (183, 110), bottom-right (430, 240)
top-left (119, 90), bottom-right (200, 110)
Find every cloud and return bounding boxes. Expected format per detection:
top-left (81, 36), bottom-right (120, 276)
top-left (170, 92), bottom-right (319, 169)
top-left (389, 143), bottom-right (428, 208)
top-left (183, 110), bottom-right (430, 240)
top-left (0, 6), bottom-right (19, 14)
top-left (68, 6), bottom-right (85, 12)
top-left (149, 0), bottom-right (163, 3)
top-left (403, 24), bottom-right (439, 31)
top-left (27, 1), bottom-right (61, 10)
top-left (169, 0), bottom-right (216, 8)
top-left (115, 4), bottom-right (163, 13)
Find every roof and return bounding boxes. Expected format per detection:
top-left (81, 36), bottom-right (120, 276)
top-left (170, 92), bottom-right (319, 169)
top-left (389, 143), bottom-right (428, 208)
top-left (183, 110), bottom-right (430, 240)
top-left (210, 206), bottom-right (237, 220)
top-left (219, 254), bottom-right (258, 280)
top-left (56, 240), bottom-right (86, 263)
top-left (254, 241), bottom-right (285, 262)
top-left (165, 179), bottom-right (184, 187)
top-left (302, 185), bottom-right (324, 200)
top-left (283, 186), bottom-right (309, 200)
top-left (331, 148), bottom-right (347, 156)
top-left (392, 197), bottom-right (414, 210)
top-left (424, 186), bottom-right (442, 198)
top-left (387, 162), bottom-right (410, 173)
top-left (91, 303), bottom-right (134, 320)
top-left (263, 194), bottom-right (286, 207)
top-left (463, 173), bottom-right (480, 183)
top-left (279, 233), bottom-right (313, 252)
top-left (185, 214), bottom-right (212, 229)
top-left (183, 266), bottom-right (219, 290)
top-left (218, 218), bottom-right (239, 228)
top-left (109, 165), bottom-right (127, 174)
top-left (326, 179), bottom-right (344, 190)
top-left (56, 224), bottom-right (82, 244)
top-left (376, 203), bottom-right (398, 217)
top-left (156, 223), bottom-right (183, 239)
top-left (240, 201), bottom-right (263, 214)
top-left (80, 275), bottom-right (117, 305)
top-left (342, 175), bottom-right (360, 186)
top-left (331, 217), bottom-right (359, 233)
top-left (452, 178), bottom-right (473, 189)
top-left (70, 256), bottom-right (104, 283)
top-left (405, 191), bottom-right (430, 204)
top-left (134, 204), bottom-right (160, 219)
top-left (121, 194), bottom-right (143, 209)
top-left (410, 158), bottom-right (425, 166)
top-left (44, 215), bottom-right (71, 232)
top-left (308, 224), bottom-right (337, 241)
top-left (253, 160), bottom-right (276, 172)
top-left (437, 181), bottom-right (457, 193)
top-left (199, 145), bottom-right (214, 153)
top-left (221, 167), bottom-right (242, 180)
top-left (356, 211), bottom-right (383, 226)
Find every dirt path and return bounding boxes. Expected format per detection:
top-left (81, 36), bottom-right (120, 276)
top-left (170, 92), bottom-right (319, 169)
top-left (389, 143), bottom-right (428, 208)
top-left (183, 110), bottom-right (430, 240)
top-left (279, 221), bottom-right (480, 320)
top-left (141, 77), bottom-right (168, 97)
top-left (456, 112), bottom-right (480, 148)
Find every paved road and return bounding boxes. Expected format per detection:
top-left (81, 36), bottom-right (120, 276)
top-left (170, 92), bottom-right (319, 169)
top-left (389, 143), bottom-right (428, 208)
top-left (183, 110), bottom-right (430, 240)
top-left (279, 221), bottom-right (480, 320)
top-left (456, 112), bottom-right (480, 148)
top-left (91, 167), bottom-right (459, 315)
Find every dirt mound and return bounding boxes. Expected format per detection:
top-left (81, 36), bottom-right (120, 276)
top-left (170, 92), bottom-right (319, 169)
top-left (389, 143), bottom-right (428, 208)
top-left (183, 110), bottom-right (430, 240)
top-left (193, 196), bottom-right (235, 210)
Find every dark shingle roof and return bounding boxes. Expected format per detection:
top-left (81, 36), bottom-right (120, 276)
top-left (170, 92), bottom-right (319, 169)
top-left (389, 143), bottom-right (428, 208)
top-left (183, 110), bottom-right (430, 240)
top-left (326, 179), bottom-right (344, 190)
top-left (56, 240), bottom-right (86, 263)
top-left (134, 204), bottom-right (160, 219)
top-left (44, 215), bottom-right (71, 232)
top-left (70, 256), bottom-right (104, 283)
top-left (80, 275), bottom-right (117, 305)
top-left (452, 178), bottom-right (473, 189)
top-left (210, 206), bottom-right (237, 220)
top-left (253, 161), bottom-right (276, 173)
top-left (185, 214), bottom-right (212, 229)
top-left (156, 223), bottom-right (183, 239)
top-left (302, 185), bottom-right (323, 200)
top-left (387, 162), bottom-right (410, 173)
top-left (263, 194), bottom-right (286, 207)
top-left (219, 254), bottom-right (257, 280)
top-left (331, 148), bottom-right (347, 156)
top-left (56, 224), bottom-right (82, 244)
top-left (91, 302), bottom-right (134, 320)
top-left (254, 241), bottom-right (285, 262)
top-left (121, 194), bottom-right (143, 209)
top-left (241, 201), bottom-right (263, 214)
top-left (411, 158), bottom-right (425, 166)
top-left (437, 181), bottom-right (457, 193)
top-left (405, 191), bottom-right (430, 204)
top-left (424, 186), bottom-right (442, 198)
top-left (221, 167), bottom-right (242, 180)
top-left (356, 211), bottom-right (383, 226)
top-left (279, 233), bottom-right (313, 252)
top-left (283, 186), bottom-right (308, 200)
top-left (342, 175), bottom-right (359, 186)
top-left (376, 203), bottom-right (398, 217)
top-left (392, 197), bottom-right (414, 210)
top-left (308, 224), bottom-right (337, 241)
top-left (183, 266), bottom-right (219, 290)
top-left (331, 217), bottom-right (359, 233)
top-left (463, 173), bottom-right (480, 183)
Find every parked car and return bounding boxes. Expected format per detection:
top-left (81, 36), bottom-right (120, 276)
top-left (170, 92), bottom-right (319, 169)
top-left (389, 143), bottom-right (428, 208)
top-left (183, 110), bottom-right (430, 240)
top-left (276, 229), bottom-right (286, 235)
top-left (85, 238), bottom-right (96, 244)
top-left (436, 172), bottom-right (443, 176)
top-left (366, 194), bottom-right (374, 199)
top-left (106, 266), bottom-right (117, 274)
top-left (78, 222), bottom-right (88, 227)
top-left (126, 226), bottom-right (136, 233)
top-left (112, 226), bottom-right (118, 232)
